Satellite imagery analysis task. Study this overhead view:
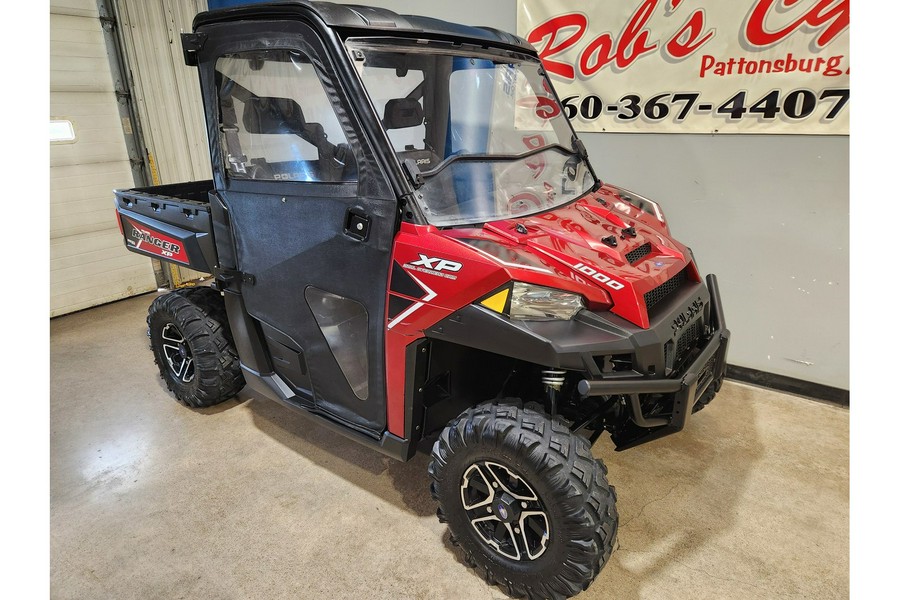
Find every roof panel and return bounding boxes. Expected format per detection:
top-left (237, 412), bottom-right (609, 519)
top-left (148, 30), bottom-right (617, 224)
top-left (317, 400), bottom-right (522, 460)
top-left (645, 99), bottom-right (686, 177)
top-left (194, 1), bottom-right (533, 53)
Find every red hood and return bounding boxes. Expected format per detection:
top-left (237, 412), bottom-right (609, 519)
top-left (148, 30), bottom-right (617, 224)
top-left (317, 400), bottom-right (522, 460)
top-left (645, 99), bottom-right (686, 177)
top-left (441, 185), bottom-right (698, 328)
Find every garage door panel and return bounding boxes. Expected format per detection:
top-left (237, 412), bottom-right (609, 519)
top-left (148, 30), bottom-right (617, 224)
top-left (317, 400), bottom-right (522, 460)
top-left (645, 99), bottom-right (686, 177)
top-left (51, 40), bottom-right (113, 60)
top-left (51, 133), bottom-right (131, 163)
top-left (51, 59), bottom-right (116, 93)
top-left (49, 17), bottom-right (107, 58)
top-left (50, 112), bottom-right (123, 134)
top-left (50, 0), bottom-right (99, 18)
top-left (51, 91), bottom-right (124, 111)
top-left (51, 229), bottom-right (129, 257)
top-left (50, 15), bottom-right (106, 41)
top-left (51, 208), bottom-right (121, 239)
top-left (54, 263), bottom-right (153, 296)
top-left (51, 197), bottom-right (116, 221)
top-left (49, 115), bottom-right (124, 134)
top-left (50, 17), bottom-right (104, 37)
top-left (52, 252), bottom-right (153, 284)
top-left (50, 182), bottom-right (122, 210)
top-left (51, 143), bottom-right (130, 169)
top-left (51, 270), bottom-right (156, 318)
top-left (50, 160), bottom-right (134, 193)
top-left (51, 240), bottom-right (144, 272)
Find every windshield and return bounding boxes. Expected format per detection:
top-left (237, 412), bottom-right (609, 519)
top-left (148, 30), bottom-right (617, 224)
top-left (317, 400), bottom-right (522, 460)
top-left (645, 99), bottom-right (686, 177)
top-left (346, 39), bottom-right (596, 227)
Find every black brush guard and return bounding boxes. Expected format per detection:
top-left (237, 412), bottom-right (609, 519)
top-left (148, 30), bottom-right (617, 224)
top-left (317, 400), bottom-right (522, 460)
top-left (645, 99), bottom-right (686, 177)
top-left (577, 274), bottom-right (730, 450)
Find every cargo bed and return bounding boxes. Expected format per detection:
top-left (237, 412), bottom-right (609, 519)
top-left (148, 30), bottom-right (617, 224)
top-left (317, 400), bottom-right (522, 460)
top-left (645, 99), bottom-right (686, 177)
top-left (114, 180), bottom-right (217, 274)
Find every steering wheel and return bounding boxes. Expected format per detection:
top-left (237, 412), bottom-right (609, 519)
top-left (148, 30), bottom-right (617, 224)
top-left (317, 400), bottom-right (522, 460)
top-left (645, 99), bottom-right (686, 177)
top-left (507, 193), bottom-right (542, 215)
top-left (246, 161), bottom-right (275, 180)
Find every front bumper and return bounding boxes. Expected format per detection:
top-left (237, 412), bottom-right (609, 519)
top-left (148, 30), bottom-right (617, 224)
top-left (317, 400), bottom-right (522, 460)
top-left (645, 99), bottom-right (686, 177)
top-left (426, 272), bottom-right (730, 450)
top-left (577, 274), bottom-right (730, 449)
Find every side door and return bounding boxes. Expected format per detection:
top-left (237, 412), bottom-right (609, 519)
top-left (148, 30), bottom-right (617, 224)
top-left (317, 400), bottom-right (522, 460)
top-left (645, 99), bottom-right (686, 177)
top-left (197, 20), bottom-right (397, 435)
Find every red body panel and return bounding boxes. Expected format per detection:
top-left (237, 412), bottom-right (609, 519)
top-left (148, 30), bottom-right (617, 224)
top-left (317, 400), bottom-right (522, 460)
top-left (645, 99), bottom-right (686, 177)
top-left (384, 185), bottom-right (697, 436)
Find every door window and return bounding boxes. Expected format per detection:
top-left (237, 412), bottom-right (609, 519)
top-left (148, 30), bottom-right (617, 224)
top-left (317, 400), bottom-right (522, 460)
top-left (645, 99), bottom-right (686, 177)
top-left (304, 287), bottom-right (369, 401)
top-left (215, 49), bottom-right (356, 183)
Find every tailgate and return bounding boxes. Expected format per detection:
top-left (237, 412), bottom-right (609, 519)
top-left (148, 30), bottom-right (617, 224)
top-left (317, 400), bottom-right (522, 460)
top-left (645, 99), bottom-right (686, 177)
top-left (114, 181), bottom-right (217, 274)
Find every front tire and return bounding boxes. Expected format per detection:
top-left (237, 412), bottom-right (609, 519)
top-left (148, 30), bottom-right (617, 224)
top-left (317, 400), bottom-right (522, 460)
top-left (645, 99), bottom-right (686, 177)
top-left (147, 287), bottom-right (245, 408)
top-left (429, 402), bottom-right (618, 599)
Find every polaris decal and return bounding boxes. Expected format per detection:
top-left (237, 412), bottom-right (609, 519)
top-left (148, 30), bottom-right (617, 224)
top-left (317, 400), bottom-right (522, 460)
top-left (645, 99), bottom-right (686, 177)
top-left (405, 254), bottom-right (463, 280)
top-left (574, 263), bottom-right (625, 291)
top-left (672, 297), bottom-right (705, 334)
top-left (125, 218), bottom-right (189, 263)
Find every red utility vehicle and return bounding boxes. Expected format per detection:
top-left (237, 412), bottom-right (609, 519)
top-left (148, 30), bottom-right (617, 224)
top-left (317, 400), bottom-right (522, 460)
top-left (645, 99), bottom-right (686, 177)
top-left (114, 2), bottom-right (730, 598)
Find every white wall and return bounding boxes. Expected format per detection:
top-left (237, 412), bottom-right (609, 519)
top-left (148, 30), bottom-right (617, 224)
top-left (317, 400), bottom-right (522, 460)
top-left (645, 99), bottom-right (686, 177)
top-left (338, 0), bottom-right (849, 389)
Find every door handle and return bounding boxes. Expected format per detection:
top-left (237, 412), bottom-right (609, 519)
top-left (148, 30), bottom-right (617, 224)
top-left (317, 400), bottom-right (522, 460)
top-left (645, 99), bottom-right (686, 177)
top-left (344, 208), bottom-right (371, 241)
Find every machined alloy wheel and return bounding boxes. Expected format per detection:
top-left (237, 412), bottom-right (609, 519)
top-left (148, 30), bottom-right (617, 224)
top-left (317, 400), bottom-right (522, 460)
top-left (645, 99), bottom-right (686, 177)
top-left (147, 287), bottom-right (244, 408)
top-left (430, 401), bottom-right (618, 600)
top-left (160, 323), bottom-right (195, 383)
top-left (460, 461), bottom-right (550, 561)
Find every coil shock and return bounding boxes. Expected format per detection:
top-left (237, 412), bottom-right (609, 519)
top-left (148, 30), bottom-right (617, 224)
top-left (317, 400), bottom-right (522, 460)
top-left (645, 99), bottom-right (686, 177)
top-left (542, 369), bottom-right (566, 415)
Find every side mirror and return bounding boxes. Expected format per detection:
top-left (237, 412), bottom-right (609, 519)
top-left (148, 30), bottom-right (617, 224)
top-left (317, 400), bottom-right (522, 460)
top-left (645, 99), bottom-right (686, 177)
top-left (242, 96), bottom-right (306, 135)
top-left (383, 98), bottom-right (424, 130)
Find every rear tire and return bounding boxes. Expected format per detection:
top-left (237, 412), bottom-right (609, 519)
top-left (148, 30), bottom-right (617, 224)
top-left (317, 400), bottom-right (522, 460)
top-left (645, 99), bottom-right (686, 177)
top-left (429, 402), bottom-right (618, 599)
top-left (147, 287), bottom-right (245, 408)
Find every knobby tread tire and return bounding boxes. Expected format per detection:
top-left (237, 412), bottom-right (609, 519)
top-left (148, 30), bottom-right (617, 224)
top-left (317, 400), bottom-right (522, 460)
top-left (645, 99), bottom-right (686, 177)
top-left (147, 287), bottom-right (244, 408)
top-left (428, 401), bottom-right (618, 600)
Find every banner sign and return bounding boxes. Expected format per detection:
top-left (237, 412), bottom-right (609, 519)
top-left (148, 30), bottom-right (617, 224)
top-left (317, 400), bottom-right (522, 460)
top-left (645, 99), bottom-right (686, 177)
top-left (516, 0), bottom-right (849, 134)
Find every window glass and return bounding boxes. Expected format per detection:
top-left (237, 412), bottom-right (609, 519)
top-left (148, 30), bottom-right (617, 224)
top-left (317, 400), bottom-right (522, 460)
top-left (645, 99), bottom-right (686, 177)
top-left (448, 62), bottom-right (566, 155)
top-left (305, 287), bottom-right (369, 400)
top-left (352, 65), bottom-right (425, 154)
top-left (348, 41), bottom-right (592, 227)
top-left (215, 50), bottom-right (356, 182)
top-left (50, 119), bottom-right (76, 143)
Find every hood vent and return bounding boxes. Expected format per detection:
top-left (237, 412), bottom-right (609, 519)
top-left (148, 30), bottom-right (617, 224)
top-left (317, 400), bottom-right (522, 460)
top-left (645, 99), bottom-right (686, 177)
top-left (644, 268), bottom-right (687, 311)
top-left (625, 242), bottom-right (652, 265)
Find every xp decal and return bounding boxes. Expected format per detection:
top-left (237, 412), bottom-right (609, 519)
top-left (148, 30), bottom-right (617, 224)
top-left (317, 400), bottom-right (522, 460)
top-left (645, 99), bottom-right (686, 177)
top-left (405, 254), bottom-right (463, 280)
top-left (408, 254), bottom-right (463, 272)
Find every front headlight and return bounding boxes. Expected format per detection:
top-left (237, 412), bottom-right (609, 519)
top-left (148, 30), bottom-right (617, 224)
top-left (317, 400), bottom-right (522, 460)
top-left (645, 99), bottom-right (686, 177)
top-left (509, 282), bottom-right (584, 321)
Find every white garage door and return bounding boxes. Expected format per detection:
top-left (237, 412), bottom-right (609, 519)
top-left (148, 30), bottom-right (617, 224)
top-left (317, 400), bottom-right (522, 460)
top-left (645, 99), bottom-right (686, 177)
top-left (50, 0), bottom-right (157, 317)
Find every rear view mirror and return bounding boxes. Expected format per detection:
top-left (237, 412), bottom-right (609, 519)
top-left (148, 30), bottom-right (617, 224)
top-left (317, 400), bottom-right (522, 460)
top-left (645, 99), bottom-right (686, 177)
top-left (242, 96), bottom-right (306, 135)
top-left (383, 98), bottom-right (424, 130)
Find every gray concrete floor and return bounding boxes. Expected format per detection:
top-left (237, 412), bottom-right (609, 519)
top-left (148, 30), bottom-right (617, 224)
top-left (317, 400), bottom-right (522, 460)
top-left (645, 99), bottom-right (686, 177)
top-left (51, 293), bottom-right (849, 600)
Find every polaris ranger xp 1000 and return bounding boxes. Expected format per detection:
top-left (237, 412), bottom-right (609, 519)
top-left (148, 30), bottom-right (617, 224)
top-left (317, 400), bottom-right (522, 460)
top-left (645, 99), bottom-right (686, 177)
top-left (113, 2), bottom-right (730, 598)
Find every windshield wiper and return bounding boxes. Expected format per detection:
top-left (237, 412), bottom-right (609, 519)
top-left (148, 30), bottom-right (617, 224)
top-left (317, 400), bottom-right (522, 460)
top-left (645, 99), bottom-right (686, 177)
top-left (417, 143), bottom-right (577, 180)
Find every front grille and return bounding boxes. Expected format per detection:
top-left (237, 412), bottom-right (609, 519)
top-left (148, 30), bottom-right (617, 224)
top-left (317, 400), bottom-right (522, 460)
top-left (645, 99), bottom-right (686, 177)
top-left (625, 242), bottom-right (652, 264)
top-left (644, 268), bottom-right (687, 311)
top-left (697, 354), bottom-right (717, 389)
top-left (665, 319), bottom-right (702, 371)
top-left (675, 320), bottom-right (702, 361)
